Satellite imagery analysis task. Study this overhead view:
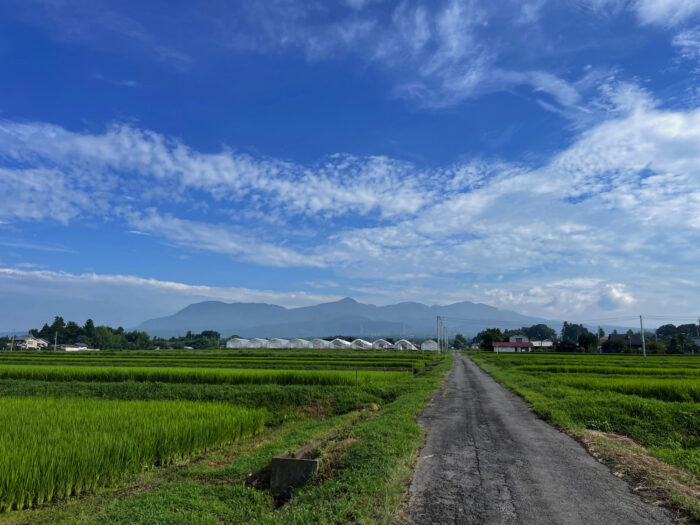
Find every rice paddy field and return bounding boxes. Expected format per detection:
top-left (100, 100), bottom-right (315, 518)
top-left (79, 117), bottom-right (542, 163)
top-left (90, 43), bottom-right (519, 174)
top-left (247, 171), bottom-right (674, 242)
top-left (467, 352), bottom-right (700, 478)
top-left (0, 347), bottom-right (449, 524)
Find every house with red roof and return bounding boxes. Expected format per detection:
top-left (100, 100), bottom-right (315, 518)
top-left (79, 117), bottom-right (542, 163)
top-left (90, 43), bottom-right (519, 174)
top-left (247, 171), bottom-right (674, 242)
top-left (493, 335), bottom-right (534, 353)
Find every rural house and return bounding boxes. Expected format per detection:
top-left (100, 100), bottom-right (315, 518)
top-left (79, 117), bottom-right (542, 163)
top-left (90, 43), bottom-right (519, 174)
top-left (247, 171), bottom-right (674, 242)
top-left (493, 335), bottom-right (534, 353)
top-left (13, 336), bottom-right (49, 349)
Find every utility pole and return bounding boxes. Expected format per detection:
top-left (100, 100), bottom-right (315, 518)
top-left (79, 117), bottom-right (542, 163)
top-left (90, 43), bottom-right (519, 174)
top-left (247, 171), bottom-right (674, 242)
top-left (436, 316), bottom-right (441, 353)
top-left (597, 325), bottom-right (601, 354)
top-left (54, 331), bottom-right (58, 351)
top-left (640, 315), bottom-right (646, 357)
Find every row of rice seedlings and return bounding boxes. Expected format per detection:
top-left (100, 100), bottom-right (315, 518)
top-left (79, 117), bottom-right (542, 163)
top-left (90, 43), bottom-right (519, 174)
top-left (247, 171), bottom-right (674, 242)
top-left (0, 397), bottom-right (265, 512)
top-left (556, 376), bottom-right (700, 403)
top-left (0, 364), bottom-right (410, 385)
top-left (0, 357), bottom-right (424, 369)
top-left (515, 365), bottom-right (700, 376)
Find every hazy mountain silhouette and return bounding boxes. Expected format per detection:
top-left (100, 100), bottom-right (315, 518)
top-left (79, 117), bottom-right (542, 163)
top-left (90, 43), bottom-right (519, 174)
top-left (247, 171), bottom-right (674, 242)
top-left (136, 297), bottom-right (553, 338)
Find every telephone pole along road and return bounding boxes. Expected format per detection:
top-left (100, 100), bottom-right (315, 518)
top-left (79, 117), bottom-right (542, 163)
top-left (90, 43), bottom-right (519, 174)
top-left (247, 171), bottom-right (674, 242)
top-left (404, 353), bottom-right (674, 524)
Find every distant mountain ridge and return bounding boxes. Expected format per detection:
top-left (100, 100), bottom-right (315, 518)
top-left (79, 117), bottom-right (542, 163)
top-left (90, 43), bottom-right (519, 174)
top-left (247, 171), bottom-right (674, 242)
top-left (135, 297), bottom-right (554, 338)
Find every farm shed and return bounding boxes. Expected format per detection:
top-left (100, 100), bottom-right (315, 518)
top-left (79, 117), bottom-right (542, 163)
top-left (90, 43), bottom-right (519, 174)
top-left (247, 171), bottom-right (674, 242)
top-left (394, 339), bottom-right (417, 351)
top-left (226, 338), bottom-right (249, 349)
top-left (421, 339), bottom-right (439, 351)
top-left (351, 339), bottom-right (373, 349)
top-left (492, 342), bottom-right (534, 353)
top-left (267, 338), bottom-right (290, 349)
top-left (289, 338), bottom-right (312, 348)
top-left (330, 338), bottom-right (352, 349)
top-left (372, 339), bottom-right (392, 349)
top-left (312, 338), bottom-right (331, 348)
top-left (247, 338), bottom-right (267, 348)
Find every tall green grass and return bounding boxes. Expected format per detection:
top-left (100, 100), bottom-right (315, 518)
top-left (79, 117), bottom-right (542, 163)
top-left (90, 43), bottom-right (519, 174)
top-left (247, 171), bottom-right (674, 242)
top-left (0, 397), bottom-right (265, 512)
top-left (0, 364), bottom-right (409, 386)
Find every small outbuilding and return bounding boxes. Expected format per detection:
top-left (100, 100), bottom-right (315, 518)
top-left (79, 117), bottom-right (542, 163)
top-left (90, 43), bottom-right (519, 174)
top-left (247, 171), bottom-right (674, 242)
top-left (289, 338), bottom-right (312, 349)
top-left (372, 339), bottom-right (392, 349)
top-left (267, 338), bottom-right (290, 349)
top-left (312, 338), bottom-right (331, 349)
top-left (247, 338), bottom-right (267, 348)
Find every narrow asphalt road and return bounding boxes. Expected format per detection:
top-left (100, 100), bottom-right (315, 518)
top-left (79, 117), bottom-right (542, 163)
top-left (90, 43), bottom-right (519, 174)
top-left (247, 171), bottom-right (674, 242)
top-left (404, 353), bottom-right (675, 525)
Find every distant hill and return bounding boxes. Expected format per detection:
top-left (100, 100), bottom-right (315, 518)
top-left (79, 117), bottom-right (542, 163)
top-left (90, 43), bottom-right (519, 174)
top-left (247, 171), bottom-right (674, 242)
top-left (135, 297), bottom-right (555, 338)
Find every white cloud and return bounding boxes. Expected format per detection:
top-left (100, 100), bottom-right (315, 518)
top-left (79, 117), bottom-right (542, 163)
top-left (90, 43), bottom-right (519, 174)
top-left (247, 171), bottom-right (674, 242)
top-left (673, 26), bottom-right (700, 63)
top-left (1, 83), bottom-right (700, 319)
top-left (0, 267), bottom-right (341, 329)
top-left (585, 0), bottom-right (700, 26)
top-left (0, 120), bottom-right (428, 221)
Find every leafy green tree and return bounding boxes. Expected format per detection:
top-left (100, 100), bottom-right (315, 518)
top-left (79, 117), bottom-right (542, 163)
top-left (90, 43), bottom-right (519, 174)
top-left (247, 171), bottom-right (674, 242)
top-left (561, 322), bottom-right (589, 343)
top-left (677, 324), bottom-right (699, 338)
top-left (601, 339), bottom-right (626, 353)
top-left (656, 324), bottom-right (677, 340)
top-left (667, 336), bottom-right (683, 354)
top-left (646, 341), bottom-right (666, 354)
top-left (578, 332), bottom-right (598, 351)
top-left (598, 327), bottom-right (605, 338)
top-left (476, 328), bottom-right (505, 351)
top-left (453, 333), bottom-right (468, 349)
top-left (522, 324), bottom-right (557, 341)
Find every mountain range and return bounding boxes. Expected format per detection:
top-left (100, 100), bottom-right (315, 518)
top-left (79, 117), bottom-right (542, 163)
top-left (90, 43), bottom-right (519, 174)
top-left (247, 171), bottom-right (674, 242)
top-left (135, 297), bottom-right (555, 338)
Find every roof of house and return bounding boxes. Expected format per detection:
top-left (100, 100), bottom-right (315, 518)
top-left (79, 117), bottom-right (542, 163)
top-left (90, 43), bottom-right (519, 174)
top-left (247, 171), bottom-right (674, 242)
top-left (493, 342), bottom-right (534, 348)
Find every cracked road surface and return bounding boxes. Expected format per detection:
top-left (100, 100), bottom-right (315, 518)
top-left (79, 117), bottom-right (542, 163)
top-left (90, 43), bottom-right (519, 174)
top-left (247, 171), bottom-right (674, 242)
top-left (404, 353), bottom-right (674, 525)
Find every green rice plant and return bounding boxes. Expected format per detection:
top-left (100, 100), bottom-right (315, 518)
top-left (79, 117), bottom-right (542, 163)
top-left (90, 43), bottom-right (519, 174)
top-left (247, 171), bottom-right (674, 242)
top-left (0, 397), bottom-right (265, 512)
top-left (0, 364), bottom-right (409, 386)
top-left (558, 376), bottom-right (700, 402)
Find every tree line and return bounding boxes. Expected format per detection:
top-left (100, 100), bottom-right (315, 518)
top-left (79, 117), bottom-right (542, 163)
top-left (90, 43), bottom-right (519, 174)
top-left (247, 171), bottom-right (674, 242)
top-left (0, 317), bottom-right (223, 350)
top-left (460, 321), bottom-right (699, 354)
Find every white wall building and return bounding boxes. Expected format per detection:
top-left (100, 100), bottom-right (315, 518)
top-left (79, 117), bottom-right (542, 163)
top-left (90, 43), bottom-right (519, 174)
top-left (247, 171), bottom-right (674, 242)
top-left (351, 338), bottom-right (373, 349)
top-left (372, 339), bottom-right (392, 349)
top-left (266, 338), bottom-right (290, 348)
top-left (13, 337), bottom-right (49, 349)
top-left (509, 335), bottom-right (529, 343)
top-left (289, 338), bottom-right (312, 348)
top-left (531, 339), bottom-right (553, 348)
top-left (421, 339), bottom-right (439, 351)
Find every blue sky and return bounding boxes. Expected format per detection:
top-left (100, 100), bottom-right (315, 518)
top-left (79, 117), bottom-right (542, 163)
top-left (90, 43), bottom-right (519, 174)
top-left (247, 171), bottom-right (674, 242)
top-left (1, 0), bottom-right (700, 329)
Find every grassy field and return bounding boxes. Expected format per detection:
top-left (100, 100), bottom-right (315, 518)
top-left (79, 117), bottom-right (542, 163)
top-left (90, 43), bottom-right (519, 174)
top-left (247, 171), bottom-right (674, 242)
top-left (0, 348), bottom-right (449, 524)
top-left (467, 352), bottom-right (700, 477)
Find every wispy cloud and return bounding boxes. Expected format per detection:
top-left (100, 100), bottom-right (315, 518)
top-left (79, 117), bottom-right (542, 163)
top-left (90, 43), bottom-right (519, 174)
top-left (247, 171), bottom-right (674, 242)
top-left (1, 83), bottom-right (699, 317)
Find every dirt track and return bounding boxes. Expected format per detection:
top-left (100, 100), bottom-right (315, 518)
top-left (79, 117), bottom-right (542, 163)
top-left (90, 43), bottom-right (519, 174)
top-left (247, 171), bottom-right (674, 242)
top-left (404, 353), bottom-right (675, 524)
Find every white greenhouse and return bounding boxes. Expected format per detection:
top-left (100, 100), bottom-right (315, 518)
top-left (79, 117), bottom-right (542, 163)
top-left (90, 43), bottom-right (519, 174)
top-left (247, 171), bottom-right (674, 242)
top-left (421, 339), bottom-right (439, 351)
top-left (226, 337), bottom-right (249, 349)
top-left (312, 338), bottom-right (331, 349)
top-left (351, 339), bottom-right (373, 349)
top-left (266, 338), bottom-right (290, 349)
top-left (372, 339), bottom-right (392, 349)
top-left (394, 339), bottom-right (417, 351)
top-left (247, 338), bottom-right (267, 348)
top-left (330, 338), bottom-right (352, 349)
top-left (289, 338), bottom-right (312, 348)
